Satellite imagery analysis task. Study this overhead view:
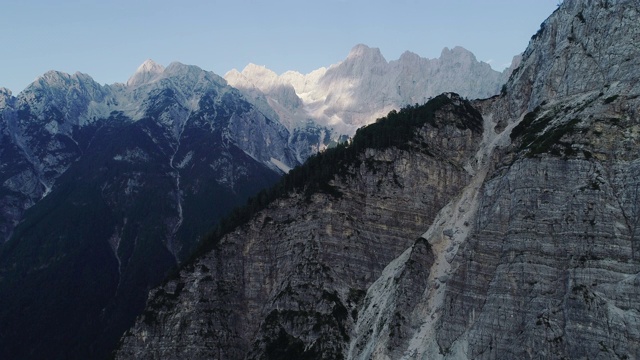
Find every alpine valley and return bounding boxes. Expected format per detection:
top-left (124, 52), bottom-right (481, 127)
top-left (0, 35), bottom-right (511, 360)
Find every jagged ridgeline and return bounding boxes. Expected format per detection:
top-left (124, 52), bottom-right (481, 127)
top-left (189, 93), bottom-right (481, 261)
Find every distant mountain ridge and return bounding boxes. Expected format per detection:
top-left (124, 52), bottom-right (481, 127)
top-left (226, 44), bottom-right (520, 136)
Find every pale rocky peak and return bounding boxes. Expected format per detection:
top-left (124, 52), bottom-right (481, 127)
top-left (345, 43), bottom-right (387, 65)
top-left (438, 46), bottom-right (481, 67)
top-left (223, 68), bottom-right (248, 86)
top-left (500, 53), bottom-right (523, 82)
top-left (0, 87), bottom-right (12, 97)
top-left (398, 50), bottom-right (422, 63)
top-left (237, 63), bottom-right (282, 91)
top-left (503, 0), bottom-right (640, 115)
top-left (241, 63), bottom-right (279, 79)
top-left (126, 59), bottom-right (165, 87)
top-left (165, 62), bottom-right (225, 84)
top-left (137, 59), bottom-right (164, 74)
top-left (440, 46), bottom-right (476, 58)
top-left (36, 70), bottom-right (72, 86)
top-left (23, 70), bottom-right (102, 96)
top-left (280, 67), bottom-right (327, 95)
top-left (0, 87), bottom-right (12, 109)
top-left (164, 61), bottom-right (197, 74)
top-left (508, 53), bottom-right (523, 69)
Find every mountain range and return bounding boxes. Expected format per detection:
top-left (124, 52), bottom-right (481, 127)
top-left (115, 0), bottom-right (640, 359)
top-left (0, 40), bottom-right (510, 359)
top-left (226, 44), bottom-right (518, 137)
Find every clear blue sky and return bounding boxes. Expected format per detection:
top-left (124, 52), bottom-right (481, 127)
top-left (1, 0), bottom-right (559, 94)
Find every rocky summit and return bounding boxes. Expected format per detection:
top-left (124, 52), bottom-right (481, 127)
top-left (116, 1), bottom-right (640, 359)
top-left (226, 44), bottom-right (515, 138)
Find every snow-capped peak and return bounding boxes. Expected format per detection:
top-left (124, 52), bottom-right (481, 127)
top-left (127, 59), bottom-right (165, 87)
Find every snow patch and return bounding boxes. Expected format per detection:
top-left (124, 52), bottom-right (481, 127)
top-left (44, 120), bottom-right (59, 134)
top-left (175, 151), bottom-right (194, 169)
top-left (270, 157), bottom-right (291, 173)
top-left (113, 148), bottom-right (150, 163)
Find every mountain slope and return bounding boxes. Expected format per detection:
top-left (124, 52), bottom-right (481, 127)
top-left (352, 0), bottom-right (640, 358)
top-left (0, 63), bottom-right (298, 360)
top-left (116, 1), bottom-right (640, 359)
top-left (116, 93), bottom-right (485, 358)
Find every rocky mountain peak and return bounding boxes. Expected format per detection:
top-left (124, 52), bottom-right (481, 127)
top-left (241, 63), bottom-right (279, 79)
top-left (226, 43), bottom-right (507, 138)
top-left (0, 88), bottom-right (12, 108)
top-left (139, 58), bottom-right (164, 72)
top-left (17, 69), bottom-right (113, 127)
top-left (398, 50), bottom-right (422, 65)
top-left (503, 0), bottom-right (640, 115)
top-left (341, 43), bottom-right (388, 70)
top-left (164, 61), bottom-right (199, 75)
top-left (163, 62), bottom-right (227, 90)
top-left (31, 70), bottom-right (94, 90)
top-left (346, 43), bottom-right (387, 62)
top-left (437, 46), bottom-right (494, 75)
top-left (126, 59), bottom-right (165, 87)
top-left (439, 46), bottom-right (476, 62)
top-left (230, 63), bottom-right (286, 94)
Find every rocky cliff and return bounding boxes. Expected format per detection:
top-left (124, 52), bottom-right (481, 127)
top-left (117, 0), bottom-right (640, 359)
top-left (116, 93), bottom-right (484, 359)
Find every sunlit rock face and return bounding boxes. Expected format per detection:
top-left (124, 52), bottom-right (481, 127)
top-left (226, 44), bottom-right (511, 137)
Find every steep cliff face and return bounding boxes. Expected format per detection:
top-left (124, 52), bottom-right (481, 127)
top-left (118, 1), bottom-right (640, 359)
top-left (501, 0), bottom-right (640, 119)
top-left (116, 94), bottom-right (484, 359)
top-left (350, 1), bottom-right (640, 359)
